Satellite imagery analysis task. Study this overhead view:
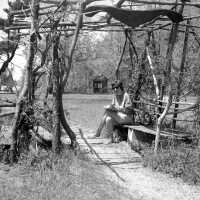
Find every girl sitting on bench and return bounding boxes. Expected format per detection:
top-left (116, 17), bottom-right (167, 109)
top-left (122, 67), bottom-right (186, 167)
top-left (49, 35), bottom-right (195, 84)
top-left (90, 80), bottom-right (134, 144)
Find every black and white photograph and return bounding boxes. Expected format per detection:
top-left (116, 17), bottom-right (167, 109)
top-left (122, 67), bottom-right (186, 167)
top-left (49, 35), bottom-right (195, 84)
top-left (0, 0), bottom-right (199, 199)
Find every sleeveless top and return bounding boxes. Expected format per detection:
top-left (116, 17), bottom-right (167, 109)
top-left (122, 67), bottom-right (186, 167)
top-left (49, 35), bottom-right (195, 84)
top-left (111, 92), bottom-right (132, 115)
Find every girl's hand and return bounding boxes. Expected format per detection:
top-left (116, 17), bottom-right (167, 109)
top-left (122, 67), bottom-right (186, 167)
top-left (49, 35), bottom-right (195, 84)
top-left (118, 106), bottom-right (126, 113)
top-left (104, 105), bottom-right (117, 111)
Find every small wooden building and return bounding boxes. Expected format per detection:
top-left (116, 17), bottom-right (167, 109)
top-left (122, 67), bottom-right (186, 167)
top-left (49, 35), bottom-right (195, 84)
top-left (93, 74), bottom-right (108, 93)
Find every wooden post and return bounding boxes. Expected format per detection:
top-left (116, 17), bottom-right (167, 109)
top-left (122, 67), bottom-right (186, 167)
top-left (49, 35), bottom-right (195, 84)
top-left (133, 34), bottom-right (148, 107)
top-left (154, 91), bottom-right (172, 153)
top-left (154, 2), bottom-right (185, 153)
top-left (28, 0), bottom-right (39, 104)
top-left (172, 19), bottom-right (190, 129)
top-left (146, 46), bottom-right (160, 99)
top-left (160, 2), bottom-right (185, 100)
top-left (52, 33), bottom-right (61, 154)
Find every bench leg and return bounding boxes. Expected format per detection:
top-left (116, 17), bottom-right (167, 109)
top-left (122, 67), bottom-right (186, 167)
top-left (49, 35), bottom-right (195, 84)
top-left (113, 126), bottom-right (128, 143)
top-left (127, 128), bottom-right (142, 151)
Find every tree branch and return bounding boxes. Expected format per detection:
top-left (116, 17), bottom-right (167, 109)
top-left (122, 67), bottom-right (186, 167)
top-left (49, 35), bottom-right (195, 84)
top-left (62, 1), bottom-right (85, 89)
top-left (0, 43), bottom-right (18, 76)
top-left (146, 46), bottom-right (160, 98)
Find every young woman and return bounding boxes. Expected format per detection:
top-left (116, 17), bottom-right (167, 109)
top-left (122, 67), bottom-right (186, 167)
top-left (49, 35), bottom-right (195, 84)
top-left (91, 81), bottom-right (134, 144)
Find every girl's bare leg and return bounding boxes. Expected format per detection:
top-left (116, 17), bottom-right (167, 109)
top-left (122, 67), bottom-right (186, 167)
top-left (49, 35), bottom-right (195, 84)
top-left (95, 118), bottom-right (105, 137)
top-left (88, 112), bottom-right (106, 138)
top-left (96, 110), bottom-right (113, 137)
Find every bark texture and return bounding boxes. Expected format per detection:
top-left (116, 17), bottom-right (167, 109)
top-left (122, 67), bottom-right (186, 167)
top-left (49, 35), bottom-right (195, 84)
top-left (52, 34), bottom-right (61, 154)
top-left (154, 3), bottom-right (185, 153)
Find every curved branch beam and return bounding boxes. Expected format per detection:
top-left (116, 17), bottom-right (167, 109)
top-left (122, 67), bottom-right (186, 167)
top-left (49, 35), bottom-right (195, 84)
top-left (40, 0), bottom-right (200, 8)
top-left (0, 43), bottom-right (18, 76)
top-left (129, 0), bottom-right (200, 8)
top-left (62, 0), bottom-right (87, 88)
top-left (9, 5), bottom-right (56, 15)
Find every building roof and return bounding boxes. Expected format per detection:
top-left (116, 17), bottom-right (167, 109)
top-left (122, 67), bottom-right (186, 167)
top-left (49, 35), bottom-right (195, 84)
top-left (93, 74), bottom-right (108, 81)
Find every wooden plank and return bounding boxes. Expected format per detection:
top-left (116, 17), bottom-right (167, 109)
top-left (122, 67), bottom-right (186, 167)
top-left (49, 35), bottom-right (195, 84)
top-left (132, 99), bottom-right (197, 106)
top-left (124, 125), bottom-right (157, 136)
top-left (161, 130), bottom-right (190, 138)
top-left (124, 125), bottom-right (190, 138)
top-left (127, 126), bottom-right (155, 151)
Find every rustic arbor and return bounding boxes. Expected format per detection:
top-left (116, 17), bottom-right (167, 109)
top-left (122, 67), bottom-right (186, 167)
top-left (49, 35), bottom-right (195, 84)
top-left (0, 0), bottom-right (200, 162)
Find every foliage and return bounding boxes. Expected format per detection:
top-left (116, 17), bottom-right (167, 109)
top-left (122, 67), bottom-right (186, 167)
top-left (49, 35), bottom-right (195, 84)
top-left (67, 19), bottom-right (200, 95)
top-left (66, 31), bottom-right (125, 92)
top-left (142, 143), bottom-right (200, 185)
top-left (0, 40), bottom-right (16, 55)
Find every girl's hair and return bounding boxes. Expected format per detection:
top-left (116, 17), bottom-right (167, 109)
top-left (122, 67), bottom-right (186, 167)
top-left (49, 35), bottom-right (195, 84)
top-left (111, 80), bottom-right (124, 91)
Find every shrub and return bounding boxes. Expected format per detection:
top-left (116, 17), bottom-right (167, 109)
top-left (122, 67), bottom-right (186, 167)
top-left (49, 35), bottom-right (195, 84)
top-left (142, 143), bottom-right (200, 185)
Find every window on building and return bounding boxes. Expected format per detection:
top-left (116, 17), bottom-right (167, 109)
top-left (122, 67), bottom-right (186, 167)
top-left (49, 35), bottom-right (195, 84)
top-left (98, 83), bottom-right (102, 88)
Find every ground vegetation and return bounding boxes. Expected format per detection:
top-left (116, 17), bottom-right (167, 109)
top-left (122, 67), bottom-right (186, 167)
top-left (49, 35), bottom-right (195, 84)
top-left (0, 0), bottom-right (199, 190)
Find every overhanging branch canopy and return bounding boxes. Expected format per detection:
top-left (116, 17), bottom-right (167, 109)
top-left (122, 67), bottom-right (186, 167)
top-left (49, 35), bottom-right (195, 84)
top-left (0, 0), bottom-right (200, 43)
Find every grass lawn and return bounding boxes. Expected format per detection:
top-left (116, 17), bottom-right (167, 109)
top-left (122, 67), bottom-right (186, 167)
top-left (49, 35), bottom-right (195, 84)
top-left (62, 94), bottom-right (112, 131)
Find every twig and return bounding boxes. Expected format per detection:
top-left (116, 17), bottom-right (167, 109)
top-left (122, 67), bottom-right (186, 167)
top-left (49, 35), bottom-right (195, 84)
top-left (9, 5), bottom-right (56, 15)
top-left (146, 46), bottom-right (160, 98)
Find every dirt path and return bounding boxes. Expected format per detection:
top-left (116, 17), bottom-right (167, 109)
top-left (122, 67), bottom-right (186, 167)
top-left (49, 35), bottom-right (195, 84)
top-left (70, 122), bottom-right (200, 200)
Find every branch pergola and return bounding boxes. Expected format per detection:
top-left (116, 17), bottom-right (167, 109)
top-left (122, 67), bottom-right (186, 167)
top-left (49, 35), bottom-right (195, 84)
top-left (1, 0), bottom-right (200, 35)
top-left (0, 0), bottom-right (200, 159)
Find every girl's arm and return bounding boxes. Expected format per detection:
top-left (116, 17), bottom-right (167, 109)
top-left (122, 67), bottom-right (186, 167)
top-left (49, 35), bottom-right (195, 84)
top-left (119, 93), bottom-right (133, 114)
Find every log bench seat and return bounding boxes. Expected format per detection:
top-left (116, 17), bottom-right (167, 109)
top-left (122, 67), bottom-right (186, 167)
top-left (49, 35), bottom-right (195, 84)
top-left (114, 124), bottom-right (191, 151)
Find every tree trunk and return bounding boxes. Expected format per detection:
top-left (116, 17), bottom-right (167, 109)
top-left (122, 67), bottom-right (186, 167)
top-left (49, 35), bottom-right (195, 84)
top-left (10, 0), bottom-right (39, 163)
top-left (56, 2), bottom-right (86, 146)
top-left (159, 3), bottom-right (185, 112)
top-left (28, 0), bottom-right (39, 104)
top-left (43, 71), bottom-right (52, 108)
top-left (154, 90), bottom-right (172, 153)
top-left (62, 1), bottom-right (85, 89)
top-left (172, 19), bottom-right (190, 129)
top-left (154, 2), bottom-right (185, 153)
top-left (133, 42), bottom-right (147, 107)
top-left (9, 101), bottom-right (22, 163)
top-left (59, 93), bottom-right (77, 147)
top-left (52, 34), bottom-right (61, 154)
